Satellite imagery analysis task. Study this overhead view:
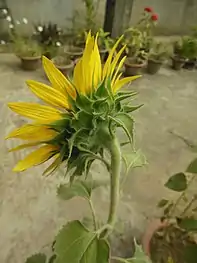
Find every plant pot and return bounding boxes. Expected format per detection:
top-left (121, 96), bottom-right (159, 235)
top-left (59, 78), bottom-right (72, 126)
top-left (142, 219), bottom-right (197, 262)
top-left (52, 58), bottom-right (74, 76)
top-left (171, 56), bottom-right (185, 70)
top-left (142, 219), bottom-right (167, 257)
top-left (65, 47), bottom-right (83, 61)
top-left (147, 59), bottom-right (163, 74)
top-left (20, 56), bottom-right (41, 71)
top-left (124, 58), bottom-right (146, 76)
top-left (183, 58), bottom-right (197, 70)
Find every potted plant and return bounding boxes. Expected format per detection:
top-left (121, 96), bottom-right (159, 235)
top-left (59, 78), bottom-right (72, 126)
top-left (124, 49), bottom-right (147, 76)
top-left (33, 22), bottom-right (64, 59)
top-left (136, 7), bottom-right (159, 53)
top-left (147, 41), bottom-right (169, 74)
top-left (142, 157), bottom-right (197, 262)
top-left (13, 37), bottom-right (42, 70)
top-left (51, 53), bottom-right (74, 76)
top-left (182, 37), bottom-right (197, 70)
top-left (6, 32), bottom-right (149, 263)
top-left (64, 45), bottom-right (83, 61)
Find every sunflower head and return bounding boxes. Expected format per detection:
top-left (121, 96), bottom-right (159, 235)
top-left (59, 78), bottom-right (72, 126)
top-left (7, 32), bottom-right (141, 178)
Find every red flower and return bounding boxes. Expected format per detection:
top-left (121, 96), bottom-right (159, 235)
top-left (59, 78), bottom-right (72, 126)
top-left (151, 14), bottom-right (158, 21)
top-left (144, 7), bottom-right (153, 12)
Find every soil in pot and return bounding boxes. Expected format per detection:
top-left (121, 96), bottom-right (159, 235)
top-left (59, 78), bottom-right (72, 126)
top-left (147, 59), bottom-right (163, 74)
top-left (183, 59), bottom-right (197, 70)
top-left (52, 56), bottom-right (74, 76)
top-left (171, 56), bottom-right (185, 70)
top-left (65, 47), bottom-right (83, 61)
top-left (149, 224), bottom-right (197, 263)
top-left (20, 56), bottom-right (41, 70)
top-left (124, 58), bottom-right (146, 76)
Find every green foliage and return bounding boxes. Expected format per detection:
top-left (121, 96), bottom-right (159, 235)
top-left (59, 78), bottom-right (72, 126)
top-left (183, 244), bottom-right (197, 263)
top-left (157, 199), bottom-right (169, 208)
top-left (177, 217), bottom-right (197, 231)
top-left (122, 149), bottom-right (147, 174)
top-left (54, 220), bottom-right (109, 263)
top-left (34, 22), bottom-right (63, 47)
top-left (164, 172), bottom-right (187, 192)
top-left (49, 81), bottom-right (141, 180)
top-left (149, 41), bottom-right (169, 62)
top-left (173, 37), bottom-right (197, 59)
top-left (57, 179), bottom-right (107, 200)
top-left (11, 37), bottom-right (42, 57)
top-left (186, 158), bottom-right (197, 174)
top-left (25, 253), bottom-right (46, 263)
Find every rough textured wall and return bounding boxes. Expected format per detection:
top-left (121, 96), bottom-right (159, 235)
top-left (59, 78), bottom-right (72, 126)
top-left (130, 0), bottom-right (197, 35)
top-left (4, 0), bottom-right (197, 36)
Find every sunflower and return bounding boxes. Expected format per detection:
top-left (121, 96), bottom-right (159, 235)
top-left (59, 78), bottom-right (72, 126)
top-left (6, 32), bottom-right (140, 175)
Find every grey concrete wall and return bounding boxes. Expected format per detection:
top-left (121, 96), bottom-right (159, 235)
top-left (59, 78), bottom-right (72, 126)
top-left (130, 0), bottom-right (197, 35)
top-left (3, 0), bottom-right (197, 35)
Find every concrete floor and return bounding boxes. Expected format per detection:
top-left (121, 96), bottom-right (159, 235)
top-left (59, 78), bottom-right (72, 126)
top-left (0, 54), bottom-right (197, 262)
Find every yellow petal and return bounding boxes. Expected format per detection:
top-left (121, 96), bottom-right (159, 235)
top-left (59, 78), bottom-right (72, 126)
top-left (42, 56), bottom-right (76, 99)
top-left (92, 34), bottom-right (102, 89)
top-left (109, 45), bottom-right (126, 78)
top-left (13, 145), bottom-right (59, 172)
top-left (8, 102), bottom-right (62, 123)
top-left (82, 36), bottom-right (95, 93)
top-left (103, 35), bottom-right (124, 79)
top-left (111, 56), bottom-right (127, 87)
top-left (73, 59), bottom-right (85, 94)
top-left (9, 142), bottom-right (41, 152)
top-left (113, 75), bottom-right (141, 92)
top-left (6, 124), bottom-right (57, 141)
top-left (42, 153), bottom-right (60, 176)
top-left (26, 80), bottom-right (70, 109)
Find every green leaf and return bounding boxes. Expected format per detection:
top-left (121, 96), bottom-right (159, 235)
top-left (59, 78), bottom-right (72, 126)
top-left (164, 173), bottom-right (187, 192)
top-left (157, 199), bottom-right (169, 208)
top-left (186, 158), bottom-right (197, 174)
top-left (115, 91), bottom-right (137, 103)
top-left (57, 179), bottom-right (106, 201)
top-left (123, 105), bottom-right (143, 114)
top-left (110, 113), bottom-right (134, 143)
top-left (122, 150), bottom-right (146, 173)
top-left (54, 220), bottom-right (109, 263)
top-left (25, 253), bottom-right (46, 263)
top-left (75, 94), bottom-right (93, 113)
top-left (178, 217), bottom-right (197, 231)
top-left (72, 111), bottom-right (93, 130)
top-left (126, 239), bottom-right (152, 263)
top-left (183, 244), bottom-right (197, 263)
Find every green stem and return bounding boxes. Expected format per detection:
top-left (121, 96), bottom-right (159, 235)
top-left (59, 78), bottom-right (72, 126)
top-left (105, 136), bottom-right (121, 237)
top-left (88, 199), bottom-right (97, 230)
top-left (111, 256), bottom-right (127, 263)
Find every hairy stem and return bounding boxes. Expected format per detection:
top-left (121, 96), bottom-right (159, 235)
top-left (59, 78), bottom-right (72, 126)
top-left (88, 199), bottom-right (97, 230)
top-left (105, 136), bottom-right (121, 237)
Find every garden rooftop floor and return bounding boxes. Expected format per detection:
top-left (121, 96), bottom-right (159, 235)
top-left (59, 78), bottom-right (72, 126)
top-left (0, 53), bottom-right (197, 262)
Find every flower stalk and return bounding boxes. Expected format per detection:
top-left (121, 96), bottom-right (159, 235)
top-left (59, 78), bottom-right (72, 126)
top-left (105, 136), bottom-right (121, 236)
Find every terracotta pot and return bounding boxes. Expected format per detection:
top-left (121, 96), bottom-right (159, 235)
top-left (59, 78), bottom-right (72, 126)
top-left (52, 59), bottom-right (74, 76)
top-left (20, 56), bottom-right (41, 71)
top-left (65, 47), bottom-right (83, 61)
top-left (142, 219), bottom-right (167, 257)
top-left (171, 56), bottom-right (185, 70)
top-left (124, 58), bottom-right (146, 76)
top-left (147, 59), bottom-right (163, 74)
